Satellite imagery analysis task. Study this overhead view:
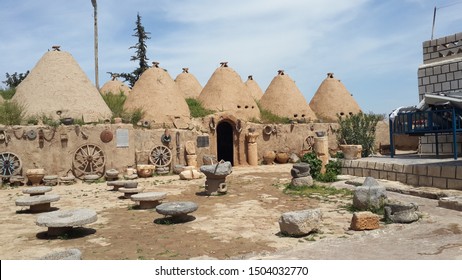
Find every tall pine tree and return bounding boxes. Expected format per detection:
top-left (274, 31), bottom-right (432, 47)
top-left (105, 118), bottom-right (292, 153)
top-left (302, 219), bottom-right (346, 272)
top-left (111, 13), bottom-right (151, 88)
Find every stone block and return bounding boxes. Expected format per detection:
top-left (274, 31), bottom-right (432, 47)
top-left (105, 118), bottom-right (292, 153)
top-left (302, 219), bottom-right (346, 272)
top-left (422, 77), bottom-right (430, 85)
top-left (418, 176), bottom-right (433, 187)
top-left (375, 162), bottom-right (384, 170)
top-left (426, 85), bottom-right (433, 92)
top-left (350, 211), bottom-right (380, 231)
top-left (358, 161), bottom-right (368, 169)
top-left (437, 37), bottom-right (447, 45)
top-left (418, 68), bottom-right (426, 77)
top-left (455, 71), bottom-right (462, 80)
top-left (350, 161), bottom-right (360, 168)
top-left (354, 168), bottom-right (363, 177)
top-left (279, 209), bottom-right (322, 237)
top-left (447, 179), bottom-right (462, 190)
top-left (342, 160), bottom-right (352, 168)
top-left (438, 74), bottom-right (447, 82)
top-left (379, 171), bottom-right (387, 180)
top-left (396, 173), bottom-right (407, 184)
top-left (430, 75), bottom-right (438, 84)
top-left (353, 185), bottom-right (387, 211)
top-left (442, 143), bottom-right (454, 153)
top-left (403, 165), bottom-right (413, 174)
top-left (451, 80), bottom-right (459, 90)
top-left (427, 165), bottom-right (441, 177)
top-left (456, 166), bottom-right (462, 180)
top-left (442, 82), bottom-right (451, 91)
top-left (432, 177), bottom-right (447, 189)
top-left (387, 172), bottom-right (396, 181)
top-left (433, 65), bottom-right (442, 75)
top-left (425, 68), bottom-right (433, 75)
top-left (434, 83), bottom-right (442, 92)
top-left (392, 164), bottom-right (404, 173)
top-left (442, 64), bottom-right (450, 73)
top-left (441, 166), bottom-right (456, 178)
top-left (447, 72), bottom-right (454, 81)
top-left (291, 176), bottom-right (313, 187)
top-left (370, 170), bottom-right (380, 179)
top-left (341, 168), bottom-right (348, 175)
top-left (413, 165), bottom-right (427, 176)
top-left (362, 169), bottom-right (371, 177)
top-left (450, 63), bottom-right (458, 72)
top-left (366, 161), bottom-right (376, 169)
top-left (383, 163), bottom-right (394, 172)
top-left (406, 174), bottom-right (419, 186)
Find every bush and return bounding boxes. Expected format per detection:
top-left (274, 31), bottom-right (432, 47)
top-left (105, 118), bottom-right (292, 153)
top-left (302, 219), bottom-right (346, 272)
top-left (0, 100), bottom-right (25, 125)
top-left (301, 152), bottom-right (341, 182)
top-left (336, 112), bottom-right (382, 157)
top-left (253, 101), bottom-right (290, 124)
top-left (0, 88), bottom-right (15, 100)
top-left (101, 91), bottom-right (127, 118)
top-left (186, 98), bottom-right (215, 118)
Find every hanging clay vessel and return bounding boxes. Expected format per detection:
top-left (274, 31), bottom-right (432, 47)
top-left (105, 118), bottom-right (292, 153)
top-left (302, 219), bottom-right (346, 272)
top-left (100, 129), bottom-right (113, 143)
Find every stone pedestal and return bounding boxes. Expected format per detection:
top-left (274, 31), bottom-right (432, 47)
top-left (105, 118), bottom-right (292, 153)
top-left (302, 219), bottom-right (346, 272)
top-left (314, 136), bottom-right (329, 174)
top-left (246, 129), bottom-right (260, 166)
top-left (200, 161), bottom-right (232, 195)
top-left (186, 154), bottom-right (198, 167)
top-left (340, 144), bottom-right (362, 160)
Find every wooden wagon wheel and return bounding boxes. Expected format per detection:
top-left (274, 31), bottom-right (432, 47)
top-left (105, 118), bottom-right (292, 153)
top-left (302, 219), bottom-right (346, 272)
top-left (149, 145), bottom-right (172, 167)
top-left (0, 152), bottom-right (22, 177)
top-left (72, 144), bottom-right (106, 179)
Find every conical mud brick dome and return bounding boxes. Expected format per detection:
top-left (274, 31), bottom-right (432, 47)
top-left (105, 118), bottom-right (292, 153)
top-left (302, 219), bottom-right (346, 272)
top-left (100, 76), bottom-right (131, 95)
top-left (259, 70), bottom-right (317, 121)
top-left (245, 75), bottom-right (264, 101)
top-left (198, 62), bottom-right (260, 121)
top-left (12, 48), bottom-right (112, 121)
top-left (124, 63), bottom-right (190, 125)
top-left (310, 73), bottom-right (361, 122)
top-left (175, 68), bottom-right (202, 99)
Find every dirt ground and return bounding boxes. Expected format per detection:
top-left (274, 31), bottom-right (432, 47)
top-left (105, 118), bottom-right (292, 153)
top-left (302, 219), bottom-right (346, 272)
top-left (1, 164), bottom-right (461, 260)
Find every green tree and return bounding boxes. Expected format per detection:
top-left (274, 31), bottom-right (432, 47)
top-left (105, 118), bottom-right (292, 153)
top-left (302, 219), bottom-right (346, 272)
top-left (111, 13), bottom-right (151, 87)
top-left (3, 71), bottom-right (29, 88)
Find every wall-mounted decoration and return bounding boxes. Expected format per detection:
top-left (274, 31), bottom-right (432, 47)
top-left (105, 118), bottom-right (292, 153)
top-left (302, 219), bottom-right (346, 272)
top-left (196, 136), bottom-right (210, 148)
top-left (100, 129), bottom-right (113, 143)
top-left (116, 129), bottom-right (129, 147)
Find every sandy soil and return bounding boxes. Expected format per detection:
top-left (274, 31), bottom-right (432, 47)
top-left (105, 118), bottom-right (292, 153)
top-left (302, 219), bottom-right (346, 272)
top-left (1, 164), bottom-right (460, 260)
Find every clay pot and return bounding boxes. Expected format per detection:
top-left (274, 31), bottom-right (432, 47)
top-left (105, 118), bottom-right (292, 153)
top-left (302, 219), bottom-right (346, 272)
top-left (339, 144), bottom-right (363, 160)
top-left (136, 164), bottom-right (155, 178)
top-left (26, 168), bottom-right (45, 186)
top-left (275, 152), bottom-right (290, 164)
top-left (263, 150), bottom-right (276, 164)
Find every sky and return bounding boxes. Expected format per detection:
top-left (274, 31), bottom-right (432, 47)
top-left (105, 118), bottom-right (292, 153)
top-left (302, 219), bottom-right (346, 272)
top-left (1, 0), bottom-right (461, 115)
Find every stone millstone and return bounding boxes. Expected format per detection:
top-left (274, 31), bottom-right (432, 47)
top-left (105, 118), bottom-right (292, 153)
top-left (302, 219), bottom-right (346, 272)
top-left (384, 203), bottom-right (419, 223)
top-left (279, 209), bottom-right (322, 237)
top-left (22, 186), bottom-right (52, 195)
top-left (156, 201), bottom-right (198, 216)
top-left (200, 161), bottom-right (232, 179)
top-left (350, 211), bottom-right (380, 231)
top-left (39, 248), bottom-right (82, 260)
top-left (36, 208), bottom-right (97, 228)
top-left (290, 162), bottom-right (311, 178)
top-left (16, 194), bottom-right (60, 206)
top-left (131, 192), bottom-right (167, 202)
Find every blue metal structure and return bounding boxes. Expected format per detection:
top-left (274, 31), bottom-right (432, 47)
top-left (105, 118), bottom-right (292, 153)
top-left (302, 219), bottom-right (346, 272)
top-left (389, 108), bottom-right (462, 159)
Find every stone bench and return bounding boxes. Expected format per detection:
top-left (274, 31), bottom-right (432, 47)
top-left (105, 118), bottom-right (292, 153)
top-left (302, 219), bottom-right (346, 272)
top-left (118, 187), bottom-right (144, 198)
top-left (107, 180), bottom-right (138, 191)
top-left (131, 192), bottom-right (167, 209)
top-left (36, 208), bottom-right (97, 236)
top-left (156, 201), bottom-right (198, 222)
top-left (15, 194), bottom-right (60, 212)
top-left (22, 186), bottom-right (52, 196)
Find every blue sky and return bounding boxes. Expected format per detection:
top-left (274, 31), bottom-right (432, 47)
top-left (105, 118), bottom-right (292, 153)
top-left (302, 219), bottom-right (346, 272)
top-left (1, 0), bottom-right (461, 115)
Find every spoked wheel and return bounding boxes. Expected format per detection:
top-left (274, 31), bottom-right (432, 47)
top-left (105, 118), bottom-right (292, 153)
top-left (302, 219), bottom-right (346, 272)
top-left (149, 145), bottom-right (172, 167)
top-left (72, 144), bottom-right (106, 179)
top-left (0, 152), bottom-right (22, 177)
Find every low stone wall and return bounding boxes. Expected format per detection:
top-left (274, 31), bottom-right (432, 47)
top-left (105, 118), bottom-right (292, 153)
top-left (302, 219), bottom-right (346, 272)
top-left (341, 159), bottom-right (462, 190)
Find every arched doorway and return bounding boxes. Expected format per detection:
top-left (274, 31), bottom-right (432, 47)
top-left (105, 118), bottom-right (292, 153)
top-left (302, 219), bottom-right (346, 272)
top-left (216, 121), bottom-right (234, 165)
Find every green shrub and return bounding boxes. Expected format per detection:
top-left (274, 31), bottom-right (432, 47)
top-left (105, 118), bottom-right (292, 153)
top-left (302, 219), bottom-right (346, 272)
top-left (0, 88), bottom-right (15, 100)
top-left (0, 100), bottom-right (25, 125)
top-left (126, 108), bottom-right (144, 126)
top-left (301, 152), bottom-right (341, 182)
top-left (186, 98), bottom-right (215, 118)
top-left (101, 91), bottom-right (127, 118)
top-left (253, 101), bottom-right (290, 124)
top-left (336, 112), bottom-right (382, 157)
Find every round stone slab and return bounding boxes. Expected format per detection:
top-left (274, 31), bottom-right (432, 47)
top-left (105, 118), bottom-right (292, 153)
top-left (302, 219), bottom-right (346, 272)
top-left (16, 194), bottom-right (60, 206)
top-left (131, 192), bottom-right (167, 209)
top-left (36, 208), bottom-right (97, 228)
top-left (156, 201), bottom-right (198, 216)
top-left (22, 186), bottom-right (52, 196)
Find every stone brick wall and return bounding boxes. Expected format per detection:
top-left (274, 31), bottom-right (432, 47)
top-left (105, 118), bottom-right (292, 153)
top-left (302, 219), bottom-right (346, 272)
top-left (418, 32), bottom-right (462, 101)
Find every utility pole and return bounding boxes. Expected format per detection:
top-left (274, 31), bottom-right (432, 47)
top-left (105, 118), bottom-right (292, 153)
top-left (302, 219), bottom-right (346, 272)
top-left (91, 0), bottom-right (99, 89)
